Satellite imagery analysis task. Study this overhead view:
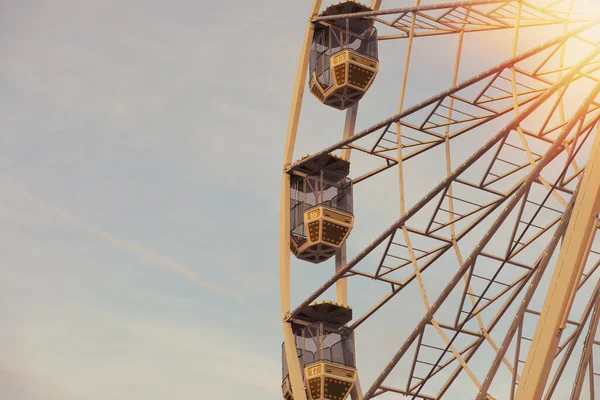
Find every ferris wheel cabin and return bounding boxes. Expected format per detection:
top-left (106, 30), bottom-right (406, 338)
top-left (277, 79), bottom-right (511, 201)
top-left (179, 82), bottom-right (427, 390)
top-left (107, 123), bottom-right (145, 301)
top-left (289, 153), bottom-right (354, 264)
top-left (282, 301), bottom-right (356, 400)
top-left (309, 1), bottom-right (379, 110)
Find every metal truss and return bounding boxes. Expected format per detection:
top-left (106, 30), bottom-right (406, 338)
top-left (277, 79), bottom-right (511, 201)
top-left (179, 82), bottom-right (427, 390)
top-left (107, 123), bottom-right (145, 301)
top-left (281, 1), bottom-right (600, 400)
top-left (313, 0), bottom-right (590, 40)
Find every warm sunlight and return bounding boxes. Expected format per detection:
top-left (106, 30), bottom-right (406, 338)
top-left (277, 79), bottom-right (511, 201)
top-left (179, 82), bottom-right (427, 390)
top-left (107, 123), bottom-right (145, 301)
top-left (576, 0), bottom-right (600, 13)
top-left (5, 1), bottom-right (600, 400)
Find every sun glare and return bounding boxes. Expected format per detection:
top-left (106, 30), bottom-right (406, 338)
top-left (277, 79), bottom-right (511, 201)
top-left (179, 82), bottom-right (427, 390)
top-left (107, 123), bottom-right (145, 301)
top-left (569, 0), bottom-right (600, 15)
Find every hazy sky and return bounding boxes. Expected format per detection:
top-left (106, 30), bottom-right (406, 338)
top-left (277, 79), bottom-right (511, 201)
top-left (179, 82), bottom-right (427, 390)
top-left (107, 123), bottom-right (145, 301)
top-left (1, 1), bottom-right (594, 399)
top-left (0, 1), bottom-right (309, 398)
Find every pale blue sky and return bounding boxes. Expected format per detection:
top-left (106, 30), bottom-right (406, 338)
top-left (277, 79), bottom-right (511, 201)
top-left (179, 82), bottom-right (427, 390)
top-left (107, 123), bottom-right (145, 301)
top-left (1, 1), bottom-right (302, 398)
top-left (1, 1), bottom-right (595, 399)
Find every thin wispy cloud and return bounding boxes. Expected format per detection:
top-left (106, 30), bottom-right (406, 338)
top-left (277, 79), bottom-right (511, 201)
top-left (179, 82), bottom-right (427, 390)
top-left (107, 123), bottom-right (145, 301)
top-left (0, 175), bottom-right (269, 318)
top-left (0, 1), bottom-right (304, 399)
top-left (4, 302), bottom-right (280, 399)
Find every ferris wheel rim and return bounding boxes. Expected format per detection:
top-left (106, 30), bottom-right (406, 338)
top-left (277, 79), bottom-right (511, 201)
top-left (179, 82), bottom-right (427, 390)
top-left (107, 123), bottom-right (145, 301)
top-left (279, 2), bottom-right (600, 400)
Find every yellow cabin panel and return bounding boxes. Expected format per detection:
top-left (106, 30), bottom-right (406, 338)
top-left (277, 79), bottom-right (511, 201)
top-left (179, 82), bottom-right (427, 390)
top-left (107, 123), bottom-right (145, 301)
top-left (291, 205), bottom-right (354, 263)
top-left (304, 362), bottom-right (357, 400)
top-left (309, 50), bottom-right (378, 110)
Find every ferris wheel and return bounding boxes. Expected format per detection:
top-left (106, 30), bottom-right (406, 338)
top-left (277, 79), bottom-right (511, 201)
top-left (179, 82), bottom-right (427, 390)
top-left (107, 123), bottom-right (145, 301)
top-left (278, 1), bottom-right (600, 399)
